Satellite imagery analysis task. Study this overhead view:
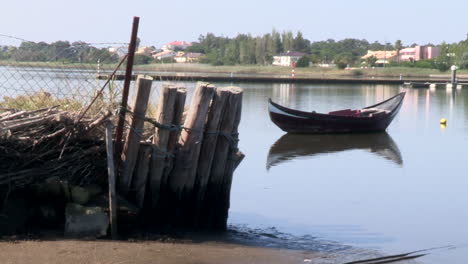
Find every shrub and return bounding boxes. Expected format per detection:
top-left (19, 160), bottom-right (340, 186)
top-left (295, 56), bottom-right (310, 67)
top-left (351, 69), bottom-right (363, 76)
top-left (336, 61), bottom-right (347, 69)
top-left (134, 55), bottom-right (153, 65)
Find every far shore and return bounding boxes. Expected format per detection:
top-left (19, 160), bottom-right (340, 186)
top-left (2, 60), bottom-right (468, 84)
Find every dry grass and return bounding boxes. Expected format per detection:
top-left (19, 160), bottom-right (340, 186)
top-left (0, 91), bottom-right (84, 111)
top-left (134, 63), bottom-right (467, 78)
top-left (0, 90), bottom-right (119, 117)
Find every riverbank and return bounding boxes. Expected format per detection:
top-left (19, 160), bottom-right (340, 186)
top-left (131, 64), bottom-right (468, 84)
top-left (0, 240), bottom-right (329, 264)
top-left (0, 236), bottom-right (417, 264)
top-left (2, 60), bottom-right (467, 82)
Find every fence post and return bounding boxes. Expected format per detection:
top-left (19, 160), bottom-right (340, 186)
top-left (115, 16), bottom-right (140, 161)
top-left (119, 75), bottom-right (152, 196)
top-left (104, 120), bottom-right (118, 239)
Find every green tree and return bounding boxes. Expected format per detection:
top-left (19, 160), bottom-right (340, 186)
top-left (394, 40), bottom-right (402, 63)
top-left (293, 31), bottom-right (310, 53)
top-left (133, 54), bottom-right (153, 65)
top-left (366, 56), bottom-right (377, 67)
top-left (282, 31), bottom-right (293, 52)
top-left (295, 56), bottom-right (310, 67)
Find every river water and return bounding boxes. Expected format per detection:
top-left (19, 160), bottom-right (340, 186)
top-left (2, 65), bottom-right (467, 263)
top-left (224, 83), bottom-right (468, 264)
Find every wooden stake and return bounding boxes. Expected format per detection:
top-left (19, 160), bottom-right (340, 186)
top-left (194, 88), bottom-right (230, 205)
top-left (120, 75), bottom-right (153, 196)
top-left (203, 87), bottom-right (243, 229)
top-left (149, 85), bottom-right (178, 208)
top-left (104, 120), bottom-right (118, 239)
top-left (163, 88), bottom-right (187, 185)
top-left (132, 143), bottom-right (152, 208)
top-left (168, 82), bottom-right (215, 197)
top-left (216, 92), bottom-right (244, 229)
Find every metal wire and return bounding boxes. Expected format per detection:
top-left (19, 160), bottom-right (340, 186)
top-left (0, 34), bottom-right (129, 117)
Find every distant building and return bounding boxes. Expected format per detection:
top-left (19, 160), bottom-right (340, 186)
top-left (174, 52), bottom-right (204, 63)
top-left (108, 46), bottom-right (127, 57)
top-left (398, 46), bottom-right (440, 61)
top-left (152, 50), bottom-right (176, 60)
top-left (162, 41), bottom-right (192, 51)
top-left (362, 46), bottom-right (440, 65)
top-left (272, 51), bottom-right (306, 66)
top-left (361, 50), bottom-right (398, 65)
top-left (135, 46), bottom-right (154, 56)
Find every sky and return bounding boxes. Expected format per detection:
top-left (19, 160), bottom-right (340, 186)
top-left (1, 0), bottom-right (468, 47)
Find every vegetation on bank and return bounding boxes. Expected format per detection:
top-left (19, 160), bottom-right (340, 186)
top-left (0, 41), bottom-right (119, 64)
top-left (134, 63), bottom-right (463, 78)
top-left (2, 31), bottom-right (468, 72)
top-left (184, 32), bottom-right (468, 72)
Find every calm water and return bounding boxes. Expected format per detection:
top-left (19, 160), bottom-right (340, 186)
top-left (226, 83), bottom-right (468, 264)
top-left (2, 66), bottom-right (468, 263)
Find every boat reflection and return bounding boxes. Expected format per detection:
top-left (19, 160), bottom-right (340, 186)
top-left (267, 132), bottom-right (403, 170)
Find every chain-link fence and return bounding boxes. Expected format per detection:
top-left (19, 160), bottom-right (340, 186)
top-left (0, 34), bottom-right (129, 116)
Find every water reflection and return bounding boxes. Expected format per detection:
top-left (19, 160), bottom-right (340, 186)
top-left (267, 132), bottom-right (403, 170)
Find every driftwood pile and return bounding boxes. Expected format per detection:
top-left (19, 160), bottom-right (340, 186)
top-left (0, 107), bottom-right (110, 192)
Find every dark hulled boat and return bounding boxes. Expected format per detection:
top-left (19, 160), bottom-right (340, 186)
top-left (266, 132), bottom-right (403, 170)
top-left (268, 92), bottom-right (405, 134)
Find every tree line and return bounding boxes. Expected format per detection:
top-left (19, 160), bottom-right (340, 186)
top-left (186, 31), bottom-right (393, 66)
top-left (2, 32), bottom-right (468, 71)
top-left (187, 31), bottom-right (468, 71)
top-left (0, 41), bottom-right (119, 64)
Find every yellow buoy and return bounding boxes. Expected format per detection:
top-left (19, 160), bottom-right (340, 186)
top-left (440, 118), bottom-right (447, 125)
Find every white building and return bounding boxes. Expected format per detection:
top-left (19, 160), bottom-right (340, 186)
top-left (162, 41), bottom-right (192, 51)
top-left (272, 51), bottom-right (306, 66)
top-left (174, 52), bottom-right (204, 63)
top-left (152, 50), bottom-right (176, 60)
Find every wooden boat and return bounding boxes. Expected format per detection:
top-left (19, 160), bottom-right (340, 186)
top-left (268, 92), bottom-right (405, 134)
top-left (266, 132), bottom-right (403, 170)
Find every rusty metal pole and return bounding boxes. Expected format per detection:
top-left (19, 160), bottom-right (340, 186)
top-left (115, 16), bottom-right (140, 159)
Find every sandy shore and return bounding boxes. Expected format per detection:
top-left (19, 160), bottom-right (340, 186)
top-left (0, 240), bottom-right (334, 264)
top-left (0, 238), bottom-right (423, 264)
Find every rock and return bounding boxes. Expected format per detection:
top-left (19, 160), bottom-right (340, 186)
top-left (35, 177), bottom-right (63, 201)
top-left (71, 186), bottom-right (90, 205)
top-left (83, 184), bottom-right (103, 197)
top-left (38, 204), bottom-right (57, 223)
top-left (61, 181), bottom-right (71, 202)
top-left (65, 203), bottom-right (109, 238)
top-left (88, 194), bottom-right (139, 228)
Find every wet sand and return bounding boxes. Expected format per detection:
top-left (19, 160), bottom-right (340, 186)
top-left (0, 239), bottom-right (421, 264)
top-left (0, 240), bottom-right (332, 264)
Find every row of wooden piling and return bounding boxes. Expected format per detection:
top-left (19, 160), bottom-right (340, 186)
top-left (117, 76), bottom-right (244, 229)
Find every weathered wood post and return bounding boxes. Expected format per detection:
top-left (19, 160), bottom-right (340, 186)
top-left (168, 82), bottom-right (215, 202)
top-left (149, 85), bottom-right (178, 208)
top-left (132, 143), bottom-right (152, 208)
top-left (163, 88), bottom-right (187, 185)
top-left (104, 120), bottom-right (118, 239)
top-left (216, 96), bottom-right (244, 229)
top-left (119, 75), bottom-right (153, 196)
top-left (201, 87), bottom-right (243, 229)
top-left (193, 88), bottom-right (230, 222)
